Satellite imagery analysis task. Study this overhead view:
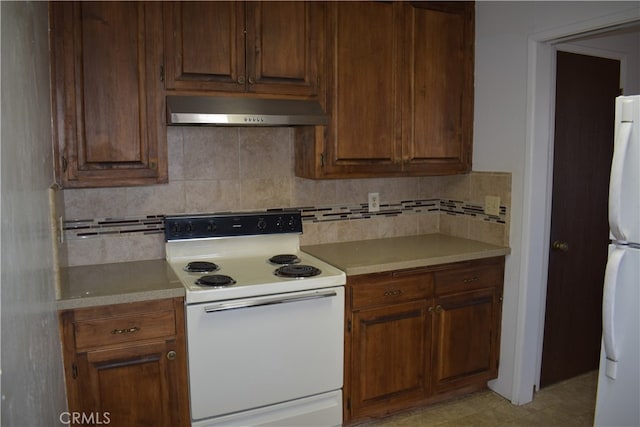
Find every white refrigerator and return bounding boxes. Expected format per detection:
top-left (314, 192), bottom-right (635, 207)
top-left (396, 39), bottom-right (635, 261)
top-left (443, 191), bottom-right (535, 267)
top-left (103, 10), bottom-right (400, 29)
top-left (594, 95), bottom-right (640, 426)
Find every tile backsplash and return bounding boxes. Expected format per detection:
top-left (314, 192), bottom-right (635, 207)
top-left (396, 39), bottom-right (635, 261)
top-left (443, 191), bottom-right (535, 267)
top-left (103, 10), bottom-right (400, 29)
top-left (61, 127), bottom-right (511, 266)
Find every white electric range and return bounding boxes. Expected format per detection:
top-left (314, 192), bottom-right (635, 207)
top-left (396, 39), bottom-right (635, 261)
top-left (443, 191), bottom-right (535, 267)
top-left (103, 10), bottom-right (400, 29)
top-left (165, 211), bottom-right (346, 427)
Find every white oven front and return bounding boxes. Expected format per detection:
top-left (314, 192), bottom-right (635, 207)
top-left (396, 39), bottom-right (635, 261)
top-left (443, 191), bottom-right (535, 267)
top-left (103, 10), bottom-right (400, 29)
top-left (186, 286), bottom-right (345, 427)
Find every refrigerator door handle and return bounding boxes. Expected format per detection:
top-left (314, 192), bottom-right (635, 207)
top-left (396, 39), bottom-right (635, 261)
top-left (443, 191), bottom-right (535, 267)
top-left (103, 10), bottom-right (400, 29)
top-left (602, 247), bottom-right (625, 379)
top-left (609, 120), bottom-right (633, 242)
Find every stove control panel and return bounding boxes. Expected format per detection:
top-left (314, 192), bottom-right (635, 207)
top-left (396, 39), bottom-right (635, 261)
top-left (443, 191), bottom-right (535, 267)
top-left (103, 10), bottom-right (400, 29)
top-left (164, 211), bottom-right (303, 240)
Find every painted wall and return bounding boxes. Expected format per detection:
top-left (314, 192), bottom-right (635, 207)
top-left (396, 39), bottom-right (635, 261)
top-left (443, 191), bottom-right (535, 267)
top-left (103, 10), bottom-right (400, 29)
top-left (0, 2), bottom-right (67, 425)
top-left (474, 0), bottom-right (640, 404)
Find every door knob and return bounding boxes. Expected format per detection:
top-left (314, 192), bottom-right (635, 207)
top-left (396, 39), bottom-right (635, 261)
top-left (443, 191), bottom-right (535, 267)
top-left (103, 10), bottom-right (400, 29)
top-left (552, 241), bottom-right (569, 252)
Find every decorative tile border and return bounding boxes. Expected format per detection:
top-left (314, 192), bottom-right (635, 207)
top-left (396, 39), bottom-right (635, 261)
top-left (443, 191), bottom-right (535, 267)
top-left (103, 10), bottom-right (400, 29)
top-left (300, 199), bottom-right (440, 222)
top-left (63, 199), bottom-right (508, 240)
top-left (440, 199), bottom-right (507, 224)
top-left (64, 216), bottom-right (166, 239)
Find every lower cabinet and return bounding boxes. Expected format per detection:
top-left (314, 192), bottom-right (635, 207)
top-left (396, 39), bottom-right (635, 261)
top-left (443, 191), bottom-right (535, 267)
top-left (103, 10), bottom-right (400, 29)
top-left (59, 298), bottom-right (190, 427)
top-left (344, 257), bottom-right (504, 424)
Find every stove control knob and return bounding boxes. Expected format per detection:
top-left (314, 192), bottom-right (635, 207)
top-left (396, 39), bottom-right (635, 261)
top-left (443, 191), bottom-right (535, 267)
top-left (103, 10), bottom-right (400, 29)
top-left (170, 223), bottom-right (181, 235)
top-left (185, 222), bottom-right (193, 233)
top-left (275, 217), bottom-right (283, 230)
top-left (287, 216), bottom-right (296, 230)
top-left (206, 221), bottom-right (217, 233)
top-left (257, 218), bottom-right (267, 231)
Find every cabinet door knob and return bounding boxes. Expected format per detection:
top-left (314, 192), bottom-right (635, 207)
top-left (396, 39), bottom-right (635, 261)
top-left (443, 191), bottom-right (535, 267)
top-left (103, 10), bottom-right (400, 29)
top-left (248, 76), bottom-right (256, 84)
top-left (434, 305), bottom-right (443, 314)
top-left (238, 76), bottom-right (246, 84)
top-left (166, 350), bottom-right (177, 361)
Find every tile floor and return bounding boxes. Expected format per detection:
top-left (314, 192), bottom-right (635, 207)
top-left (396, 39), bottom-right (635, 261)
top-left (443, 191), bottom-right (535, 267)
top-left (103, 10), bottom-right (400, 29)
top-left (360, 371), bottom-right (598, 426)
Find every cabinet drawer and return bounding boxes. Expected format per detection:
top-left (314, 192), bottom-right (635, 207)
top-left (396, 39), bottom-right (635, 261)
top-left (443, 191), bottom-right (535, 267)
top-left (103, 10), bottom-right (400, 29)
top-left (435, 260), bottom-right (503, 295)
top-left (350, 269), bottom-right (433, 309)
top-left (74, 310), bottom-right (176, 350)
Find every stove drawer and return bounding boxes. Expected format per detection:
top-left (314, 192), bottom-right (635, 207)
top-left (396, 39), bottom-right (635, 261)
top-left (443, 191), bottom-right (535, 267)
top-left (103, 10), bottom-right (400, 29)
top-left (74, 309), bottom-right (176, 350)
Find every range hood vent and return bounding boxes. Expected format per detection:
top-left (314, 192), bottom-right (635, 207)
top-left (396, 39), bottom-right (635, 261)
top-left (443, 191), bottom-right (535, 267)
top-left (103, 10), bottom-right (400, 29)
top-left (166, 96), bottom-right (328, 126)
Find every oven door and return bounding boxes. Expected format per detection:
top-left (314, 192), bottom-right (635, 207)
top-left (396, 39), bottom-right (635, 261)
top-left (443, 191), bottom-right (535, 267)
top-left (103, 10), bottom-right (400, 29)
top-left (186, 286), bottom-right (344, 425)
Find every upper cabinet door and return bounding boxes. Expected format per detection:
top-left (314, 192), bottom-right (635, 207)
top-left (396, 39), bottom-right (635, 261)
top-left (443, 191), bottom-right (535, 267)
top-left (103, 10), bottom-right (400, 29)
top-left (245, 1), bottom-right (323, 97)
top-left (164, 1), bottom-right (323, 97)
top-left (163, 2), bottom-right (246, 92)
top-left (321, 1), bottom-right (403, 177)
top-left (402, 2), bottom-right (474, 174)
top-left (50, 1), bottom-right (167, 188)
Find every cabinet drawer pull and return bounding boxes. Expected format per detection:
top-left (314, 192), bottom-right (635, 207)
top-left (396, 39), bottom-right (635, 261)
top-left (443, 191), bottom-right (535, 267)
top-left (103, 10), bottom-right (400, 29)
top-left (383, 289), bottom-right (402, 297)
top-left (111, 326), bottom-right (140, 335)
top-left (166, 350), bottom-right (177, 361)
top-left (463, 276), bottom-right (479, 284)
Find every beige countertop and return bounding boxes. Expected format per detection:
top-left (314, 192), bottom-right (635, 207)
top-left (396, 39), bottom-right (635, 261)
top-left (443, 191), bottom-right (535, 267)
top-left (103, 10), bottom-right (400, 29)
top-left (57, 259), bottom-right (184, 310)
top-left (302, 233), bottom-right (511, 276)
top-left (57, 234), bottom-right (509, 309)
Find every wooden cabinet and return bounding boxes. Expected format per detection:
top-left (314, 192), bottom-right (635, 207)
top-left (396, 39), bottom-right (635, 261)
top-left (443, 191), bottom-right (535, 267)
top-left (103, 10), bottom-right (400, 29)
top-left (295, 1), bottom-right (474, 179)
top-left (344, 257), bottom-right (503, 424)
top-left (59, 298), bottom-right (190, 427)
top-left (347, 269), bottom-right (434, 418)
top-left (401, 2), bottom-right (474, 175)
top-left (50, 2), bottom-right (167, 188)
top-left (431, 261), bottom-right (504, 393)
top-left (164, 1), bottom-right (324, 97)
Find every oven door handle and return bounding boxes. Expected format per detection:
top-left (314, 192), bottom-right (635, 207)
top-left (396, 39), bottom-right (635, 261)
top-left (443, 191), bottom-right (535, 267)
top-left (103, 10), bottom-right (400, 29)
top-left (203, 290), bottom-right (338, 313)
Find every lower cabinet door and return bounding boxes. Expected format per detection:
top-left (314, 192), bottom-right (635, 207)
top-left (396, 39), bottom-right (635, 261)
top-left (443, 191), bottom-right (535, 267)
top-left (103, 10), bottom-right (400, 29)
top-left (432, 287), bottom-right (500, 393)
top-left (76, 340), bottom-right (182, 427)
top-left (349, 300), bottom-right (431, 418)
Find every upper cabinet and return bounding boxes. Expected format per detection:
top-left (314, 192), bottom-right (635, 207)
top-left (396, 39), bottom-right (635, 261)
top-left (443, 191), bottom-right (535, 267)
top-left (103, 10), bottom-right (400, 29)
top-left (295, 1), bottom-right (474, 179)
top-left (50, 2), bottom-right (167, 188)
top-left (402, 2), bottom-right (474, 175)
top-left (163, 1), bottom-right (325, 98)
top-left (49, 1), bottom-right (473, 187)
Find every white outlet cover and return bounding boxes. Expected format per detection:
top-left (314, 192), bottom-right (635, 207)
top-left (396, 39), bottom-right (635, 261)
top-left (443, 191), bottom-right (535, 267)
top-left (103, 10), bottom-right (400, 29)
top-left (368, 192), bottom-right (380, 213)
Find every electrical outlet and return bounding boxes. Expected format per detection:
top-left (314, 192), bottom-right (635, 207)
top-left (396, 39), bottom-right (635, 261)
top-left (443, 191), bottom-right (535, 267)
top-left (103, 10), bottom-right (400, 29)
top-left (368, 192), bottom-right (380, 213)
top-left (485, 196), bottom-right (501, 216)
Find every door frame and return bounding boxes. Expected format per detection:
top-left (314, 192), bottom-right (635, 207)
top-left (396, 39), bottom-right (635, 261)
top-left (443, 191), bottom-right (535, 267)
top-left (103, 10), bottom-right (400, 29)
top-left (514, 13), bottom-right (639, 405)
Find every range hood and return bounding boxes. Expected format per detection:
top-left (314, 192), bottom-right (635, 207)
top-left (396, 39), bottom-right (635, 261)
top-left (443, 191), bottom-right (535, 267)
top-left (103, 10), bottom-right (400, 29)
top-left (166, 96), bottom-right (328, 126)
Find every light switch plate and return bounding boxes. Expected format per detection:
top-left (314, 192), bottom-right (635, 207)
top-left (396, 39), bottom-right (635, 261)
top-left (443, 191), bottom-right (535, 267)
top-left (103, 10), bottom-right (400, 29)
top-left (485, 196), bottom-right (501, 216)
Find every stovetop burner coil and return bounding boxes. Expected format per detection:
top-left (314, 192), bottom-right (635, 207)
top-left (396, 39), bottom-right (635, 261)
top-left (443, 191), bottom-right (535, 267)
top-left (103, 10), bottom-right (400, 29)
top-left (184, 261), bottom-right (219, 273)
top-left (195, 274), bottom-right (236, 287)
top-left (269, 254), bottom-right (301, 265)
top-left (274, 264), bottom-right (321, 278)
